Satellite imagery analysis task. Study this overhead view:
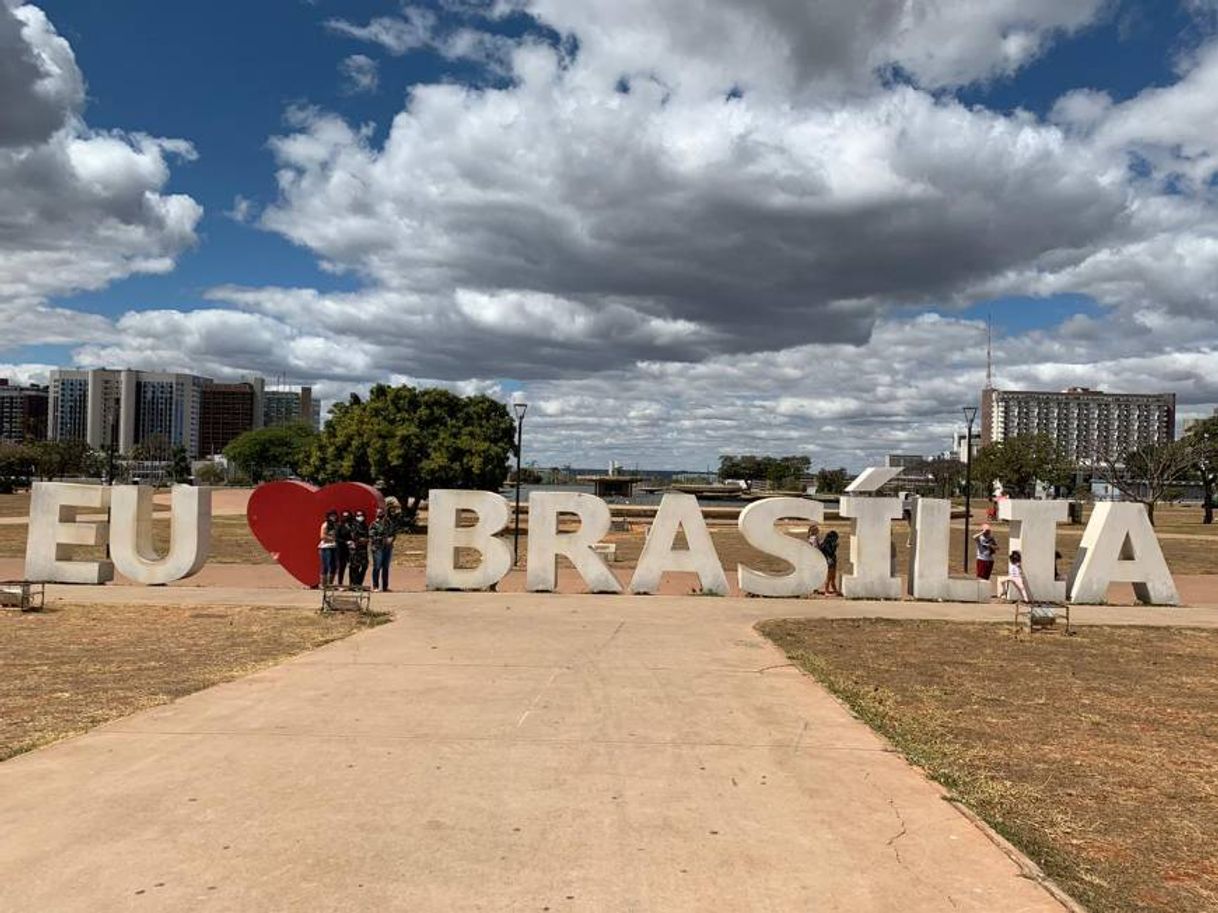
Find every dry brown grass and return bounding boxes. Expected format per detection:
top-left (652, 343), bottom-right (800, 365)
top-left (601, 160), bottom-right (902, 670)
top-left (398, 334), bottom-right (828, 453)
top-left (0, 492), bottom-right (30, 517)
top-left (0, 603), bottom-right (376, 761)
top-left (759, 618), bottom-right (1218, 913)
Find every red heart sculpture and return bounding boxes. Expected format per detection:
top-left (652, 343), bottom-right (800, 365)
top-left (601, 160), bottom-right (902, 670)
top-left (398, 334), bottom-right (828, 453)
top-left (247, 481), bottom-right (385, 586)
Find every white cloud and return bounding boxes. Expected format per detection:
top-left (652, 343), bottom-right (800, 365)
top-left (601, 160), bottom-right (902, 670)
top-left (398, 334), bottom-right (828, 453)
top-left (339, 53), bottom-right (379, 94)
top-left (327, 4), bottom-right (517, 74)
top-left (226, 194), bottom-right (255, 223)
top-left (0, 2), bottom-right (202, 349)
top-left (201, 2), bottom-right (1218, 464)
top-left (7, 0), bottom-right (1218, 468)
top-left (252, 73), bottom-right (1125, 372)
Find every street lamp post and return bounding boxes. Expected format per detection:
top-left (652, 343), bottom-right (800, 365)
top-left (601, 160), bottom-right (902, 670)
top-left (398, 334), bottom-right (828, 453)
top-left (513, 401), bottom-right (528, 565)
top-left (962, 405), bottom-right (978, 573)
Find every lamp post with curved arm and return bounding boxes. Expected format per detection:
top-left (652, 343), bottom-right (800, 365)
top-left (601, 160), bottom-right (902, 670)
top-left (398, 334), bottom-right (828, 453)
top-left (513, 401), bottom-right (528, 565)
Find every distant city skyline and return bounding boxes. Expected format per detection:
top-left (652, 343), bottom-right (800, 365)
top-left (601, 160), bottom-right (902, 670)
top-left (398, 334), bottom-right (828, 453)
top-left (2, 2), bottom-right (1216, 469)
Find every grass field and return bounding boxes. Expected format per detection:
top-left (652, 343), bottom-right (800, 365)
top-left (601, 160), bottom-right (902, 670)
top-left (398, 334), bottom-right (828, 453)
top-left (0, 603), bottom-right (377, 761)
top-left (759, 618), bottom-right (1218, 913)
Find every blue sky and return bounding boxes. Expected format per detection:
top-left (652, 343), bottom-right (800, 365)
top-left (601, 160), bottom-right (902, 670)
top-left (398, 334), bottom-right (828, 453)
top-left (3, 1), bottom-right (1217, 467)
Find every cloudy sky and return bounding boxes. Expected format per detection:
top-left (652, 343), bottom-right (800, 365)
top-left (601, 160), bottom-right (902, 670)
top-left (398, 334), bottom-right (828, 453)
top-left (1, 1), bottom-right (1216, 470)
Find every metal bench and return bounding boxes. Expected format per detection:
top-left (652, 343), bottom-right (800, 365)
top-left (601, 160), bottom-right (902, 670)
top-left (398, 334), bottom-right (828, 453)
top-left (0, 580), bottom-right (45, 612)
top-left (1013, 600), bottom-right (1071, 636)
top-left (592, 543), bottom-right (618, 563)
top-left (320, 585), bottom-right (372, 615)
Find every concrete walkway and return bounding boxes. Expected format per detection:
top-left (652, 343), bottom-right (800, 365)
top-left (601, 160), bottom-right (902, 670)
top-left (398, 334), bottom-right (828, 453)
top-left (0, 592), bottom-right (1105, 912)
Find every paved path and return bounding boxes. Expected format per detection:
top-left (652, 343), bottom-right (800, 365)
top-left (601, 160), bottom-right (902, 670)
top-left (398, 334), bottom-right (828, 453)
top-left (0, 592), bottom-right (1094, 912)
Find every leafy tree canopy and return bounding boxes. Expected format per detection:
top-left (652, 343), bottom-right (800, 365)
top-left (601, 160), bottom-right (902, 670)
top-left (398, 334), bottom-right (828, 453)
top-left (223, 422), bottom-right (316, 484)
top-left (814, 467), bottom-right (849, 494)
top-left (24, 439), bottom-right (103, 481)
top-left (303, 385), bottom-right (516, 515)
top-left (0, 443), bottom-right (37, 492)
top-left (169, 445), bottom-right (192, 484)
top-left (130, 432), bottom-right (172, 462)
top-left (719, 454), bottom-right (811, 489)
top-left (973, 434), bottom-right (1074, 499)
top-left (906, 457), bottom-right (967, 499)
top-left (1100, 439), bottom-right (1196, 525)
top-left (1186, 415), bottom-right (1218, 524)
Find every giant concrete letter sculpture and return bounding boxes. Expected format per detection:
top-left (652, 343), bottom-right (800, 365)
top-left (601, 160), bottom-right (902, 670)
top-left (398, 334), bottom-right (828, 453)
top-left (1067, 502), bottom-right (1179, 605)
top-left (908, 498), bottom-right (988, 602)
top-left (24, 482), bottom-right (115, 584)
top-left (629, 493), bottom-right (728, 595)
top-left (109, 485), bottom-right (211, 585)
top-left (737, 498), bottom-right (827, 597)
top-left (999, 499), bottom-right (1067, 602)
top-left (426, 489), bottom-right (513, 590)
top-left (526, 492), bottom-right (621, 593)
top-left (839, 496), bottom-right (903, 599)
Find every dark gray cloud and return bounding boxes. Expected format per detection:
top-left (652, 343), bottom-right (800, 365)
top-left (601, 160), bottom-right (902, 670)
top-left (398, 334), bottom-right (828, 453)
top-left (5, 0), bottom-right (1218, 469)
top-left (0, 2), bottom-right (81, 147)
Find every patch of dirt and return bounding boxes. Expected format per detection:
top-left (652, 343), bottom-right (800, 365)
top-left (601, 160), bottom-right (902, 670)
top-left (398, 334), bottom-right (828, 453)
top-left (0, 602), bottom-right (380, 761)
top-left (759, 618), bottom-right (1218, 913)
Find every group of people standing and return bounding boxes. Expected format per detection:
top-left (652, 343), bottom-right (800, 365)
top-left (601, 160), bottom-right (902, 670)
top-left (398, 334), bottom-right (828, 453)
top-left (803, 519), bottom-right (1032, 602)
top-left (973, 523), bottom-right (1033, 601)
top-left (318, 497), bottom-right (406, 592)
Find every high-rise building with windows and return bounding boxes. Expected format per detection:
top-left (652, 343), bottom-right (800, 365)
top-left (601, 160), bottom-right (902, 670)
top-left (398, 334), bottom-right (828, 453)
top-left (263, 386), bottom-right (316, 430)
top-left (0, 380), bottom-right (49, 443)
top-left (199, 377), bottom-right (265, 456)
top-left (980, 386), bottom-right (1176, 465)
top-left (48, 368), bottom-right (208, 457)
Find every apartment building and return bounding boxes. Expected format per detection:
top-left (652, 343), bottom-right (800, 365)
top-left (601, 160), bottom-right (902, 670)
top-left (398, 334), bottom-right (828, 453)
top-left (199, 377), bottom-right (265, 456)
top-left (0, 380), bottom-right (49, 443)
top-left (48, 368), bottom-right (208, 457)
top-left (980, 386), bottom-right (1176, 464)
top-left (263, 386), bottom-right (317, 430)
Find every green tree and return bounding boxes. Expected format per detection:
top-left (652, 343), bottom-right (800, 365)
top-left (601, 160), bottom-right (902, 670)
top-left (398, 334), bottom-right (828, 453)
top-left (814, 467), bottom-right (849, 494)
top-left (1186, 416), bottom-right (1218, 525)
top-left (719, 454), bottom-right (811, 489)
top-left (194, 461), bottom-right (229, 487)
top-left (223, 423), bottom-right (317, 484)
top-left (27, 440), bottom-right (103, 480)
top-left (0, 443), bottom-right (36, 493)
top-left (909, 457), bottom-right (966, 499)
top-left (130, 432), bottom-right (172, 462)
top-left (169, 445), bottom-right (192, 484)
top-left (303, 384), bottom-right (516, 521)
top-left (1101, 439), bottom-right (1198, 526)
top-left (973, 434), bottom-right (1074, 499)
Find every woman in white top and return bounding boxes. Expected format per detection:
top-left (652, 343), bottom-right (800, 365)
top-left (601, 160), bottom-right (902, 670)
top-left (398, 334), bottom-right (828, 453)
top-left (318, 509), bottom-right (339, 587)
top-left (1006, 549), bottom-right (1031, 602)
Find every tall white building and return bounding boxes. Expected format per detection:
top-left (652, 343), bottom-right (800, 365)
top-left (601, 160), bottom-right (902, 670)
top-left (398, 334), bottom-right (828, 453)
top-left (980, 386), bottom-right (1176, 464)
top-left (48, 368), bottom-right (209, 457)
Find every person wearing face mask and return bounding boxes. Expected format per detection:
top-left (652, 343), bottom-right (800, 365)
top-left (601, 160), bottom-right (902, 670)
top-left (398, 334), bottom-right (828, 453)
top-left (334, 510), bottom-right (354, 585)
top-left (317, 509), bottom-right (339, 587)
top-left (348, 508), bottom-right (371, 587)
top-left (370, 497), bottom-right (403, 592)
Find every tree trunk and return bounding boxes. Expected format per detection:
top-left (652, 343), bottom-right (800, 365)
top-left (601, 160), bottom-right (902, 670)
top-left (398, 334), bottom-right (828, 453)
top-left (1204, 477), bottom-right (1214, 525)
top-left (1146, 500), bottom-right (1156, 526)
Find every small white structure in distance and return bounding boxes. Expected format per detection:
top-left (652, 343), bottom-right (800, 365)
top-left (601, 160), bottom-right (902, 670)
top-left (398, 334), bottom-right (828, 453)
top-left (844, 466), bottom-right (904, 494)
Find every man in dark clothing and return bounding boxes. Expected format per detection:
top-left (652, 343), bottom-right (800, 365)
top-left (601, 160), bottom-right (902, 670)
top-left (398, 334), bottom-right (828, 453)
top-left (348, 509), bottom-right (371, 587)
top-left (334, 510), bottom-right (353, 585)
